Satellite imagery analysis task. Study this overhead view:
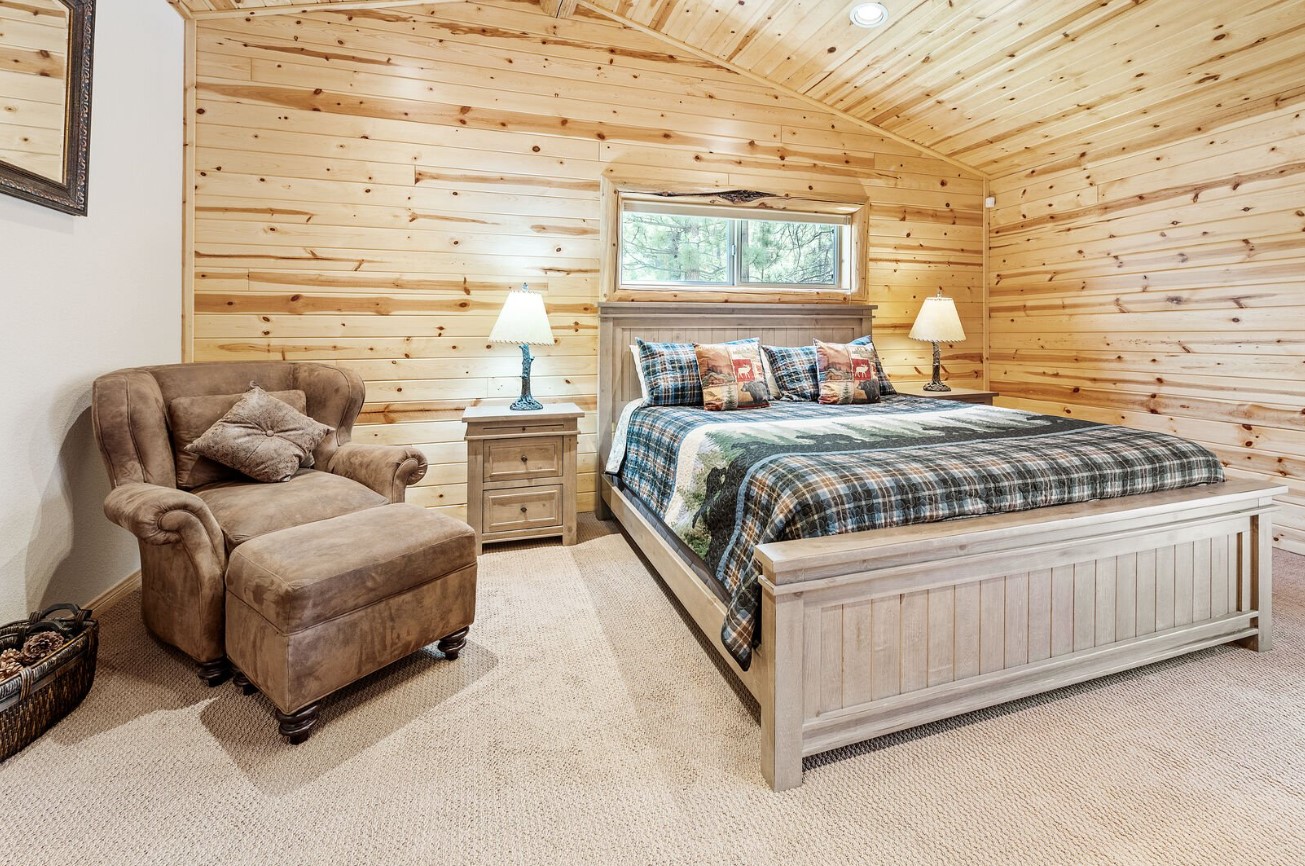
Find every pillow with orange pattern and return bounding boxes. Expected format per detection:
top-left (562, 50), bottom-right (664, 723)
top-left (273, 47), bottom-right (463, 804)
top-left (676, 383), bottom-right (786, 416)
top-left (693, 339), bottom-right (771, 411)
top-left (814, 340), bottom-right (882, 405)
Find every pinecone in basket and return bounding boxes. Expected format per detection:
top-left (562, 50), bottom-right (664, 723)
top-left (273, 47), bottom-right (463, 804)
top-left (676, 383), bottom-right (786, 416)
top-left (20, 631), bottom-right (66, 663)
top-left (0, 650), bottom-right (23, 681)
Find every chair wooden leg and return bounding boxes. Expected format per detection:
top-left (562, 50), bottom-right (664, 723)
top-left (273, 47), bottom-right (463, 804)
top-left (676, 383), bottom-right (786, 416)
top-left (437, 627), bottom-right (470, 660)
top-left (198, 658), bottom-right (232, 687)
top-left (276, 704), bottom-right (319, 745)
top-left (232, 670), bottom-right (258, 696)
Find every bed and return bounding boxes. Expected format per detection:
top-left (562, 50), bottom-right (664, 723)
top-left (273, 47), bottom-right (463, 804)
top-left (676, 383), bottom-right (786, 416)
top-left (597, 302), bottom-right (1284, 791)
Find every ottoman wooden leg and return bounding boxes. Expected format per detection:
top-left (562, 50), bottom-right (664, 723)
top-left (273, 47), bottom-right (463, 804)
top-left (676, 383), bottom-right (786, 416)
top-left (232, 670), bottom-right (258, 696)
top-left (198, 657), bottom-right (232, 687)
top-left (437, 627), bottom-right (470, 660)
top-left (277, 704), bottom-right (319, 745)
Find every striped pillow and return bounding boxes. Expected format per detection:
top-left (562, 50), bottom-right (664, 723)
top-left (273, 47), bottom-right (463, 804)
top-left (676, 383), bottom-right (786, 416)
top-left (762, 345), bottom-right (819, 402)
top-left (636, 338), bottom-right (759, 406)
top-left (850, 335), bottom-right (896, 395)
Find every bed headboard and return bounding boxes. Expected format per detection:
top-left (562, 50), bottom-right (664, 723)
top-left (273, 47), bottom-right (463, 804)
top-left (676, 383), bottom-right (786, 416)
top-left (597, 302), bottom-right (876, 469)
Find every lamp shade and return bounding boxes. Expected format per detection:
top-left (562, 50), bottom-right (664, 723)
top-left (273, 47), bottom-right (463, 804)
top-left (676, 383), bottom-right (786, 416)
top-left (489, 286), bottom-right (555, 346)
top-left (909, 294), bottom-right (966, 343)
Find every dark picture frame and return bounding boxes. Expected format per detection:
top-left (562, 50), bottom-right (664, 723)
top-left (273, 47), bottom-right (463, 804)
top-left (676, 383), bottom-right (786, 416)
top-left (0, 0), bottom-right (95, 216)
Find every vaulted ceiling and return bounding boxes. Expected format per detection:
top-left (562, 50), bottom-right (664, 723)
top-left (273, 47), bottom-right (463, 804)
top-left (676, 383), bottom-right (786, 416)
top-left (168, 0), bottom-right (1305, 178)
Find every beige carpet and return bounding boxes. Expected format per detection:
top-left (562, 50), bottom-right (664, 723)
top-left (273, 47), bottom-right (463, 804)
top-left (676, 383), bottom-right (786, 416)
top-left (2, 516), bottom-right (1303, 865)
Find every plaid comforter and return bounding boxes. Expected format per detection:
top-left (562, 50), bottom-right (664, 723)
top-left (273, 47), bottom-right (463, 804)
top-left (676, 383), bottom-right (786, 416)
top-left (606, 397), bottom-right (1224, 671)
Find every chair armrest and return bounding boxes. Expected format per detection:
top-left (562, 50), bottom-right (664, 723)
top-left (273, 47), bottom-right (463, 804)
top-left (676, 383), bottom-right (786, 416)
top-left (103, 482), bottom-right (227, 570)
top-left (327, 443), bottom-right (427, 503)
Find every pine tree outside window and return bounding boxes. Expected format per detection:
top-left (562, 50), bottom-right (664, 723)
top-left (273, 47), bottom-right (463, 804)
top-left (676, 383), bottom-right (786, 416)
top-left (618, 200), bottom-right (851, 292)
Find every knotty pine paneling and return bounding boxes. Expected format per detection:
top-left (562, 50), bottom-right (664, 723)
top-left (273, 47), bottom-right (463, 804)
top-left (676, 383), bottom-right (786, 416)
top-left (173, 0), bottom-right (1305, 181)
top-left (586, 0), bottom-right (1305, 178)
top-left (989, 101), bottom-right (1305, 553)
top-left (190, 0), bottom-right (982, 519)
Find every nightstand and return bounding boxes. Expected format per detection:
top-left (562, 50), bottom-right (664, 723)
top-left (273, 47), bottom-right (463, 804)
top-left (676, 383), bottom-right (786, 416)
top-left (894, 383), bottom-right (998, 405)
top-left (463, 402), bottom-right (582, 554)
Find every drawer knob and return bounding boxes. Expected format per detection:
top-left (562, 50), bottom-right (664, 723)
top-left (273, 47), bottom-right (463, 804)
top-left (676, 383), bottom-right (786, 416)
top-left (520, 506), bottom-right (528, 514)
top-left (520, 454), bottom-right (529, 463)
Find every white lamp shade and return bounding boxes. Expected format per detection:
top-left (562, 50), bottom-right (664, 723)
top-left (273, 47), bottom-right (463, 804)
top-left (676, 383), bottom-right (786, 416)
top-left (489, 288), bottom-right (555, 346)
top-left (909, 295), bottom-right (966, 343)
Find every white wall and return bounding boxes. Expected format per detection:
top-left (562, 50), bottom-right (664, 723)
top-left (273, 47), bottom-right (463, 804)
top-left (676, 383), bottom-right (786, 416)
top-left (0, 2), bottom-right (184, 621)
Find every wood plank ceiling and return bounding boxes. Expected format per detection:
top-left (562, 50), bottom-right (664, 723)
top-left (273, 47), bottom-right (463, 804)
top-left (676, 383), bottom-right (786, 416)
top-left (167, 0), bottom-right (1305, 177)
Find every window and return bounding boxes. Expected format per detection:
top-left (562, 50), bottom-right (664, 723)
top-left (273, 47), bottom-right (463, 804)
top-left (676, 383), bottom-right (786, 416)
top-left (618, 199), bottom-right (852, 292)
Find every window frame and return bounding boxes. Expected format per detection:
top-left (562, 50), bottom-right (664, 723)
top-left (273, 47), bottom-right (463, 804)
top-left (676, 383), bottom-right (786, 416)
top-left (618, 200), bottom-right (849, 291)
top-left (603, 182), bottom-right (869, 304)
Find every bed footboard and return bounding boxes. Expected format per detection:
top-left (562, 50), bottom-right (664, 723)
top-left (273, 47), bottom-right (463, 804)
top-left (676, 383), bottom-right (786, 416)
top-left (753, 480), bottom-right (1282, 791)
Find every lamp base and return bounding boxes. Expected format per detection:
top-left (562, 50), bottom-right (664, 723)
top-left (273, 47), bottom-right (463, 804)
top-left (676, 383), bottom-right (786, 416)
top-left (923, 340), bottom-right (951, 391)
top-left (510, 395), bottom-right (544, 411)
top-left (510, 343), bottom-right (544, 411)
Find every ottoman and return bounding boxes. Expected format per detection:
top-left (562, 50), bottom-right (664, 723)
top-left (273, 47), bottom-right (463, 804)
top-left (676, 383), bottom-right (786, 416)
top-left (224, 503), bottom-right (477, 743)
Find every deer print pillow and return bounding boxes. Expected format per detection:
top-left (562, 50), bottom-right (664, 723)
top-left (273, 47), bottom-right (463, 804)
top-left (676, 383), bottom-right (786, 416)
top-left (814, 340), bottom-right (882, 405)
top-left (850, 335), bottom-right (897, 395)
top-left (694, 339), bottom-right (771, 411)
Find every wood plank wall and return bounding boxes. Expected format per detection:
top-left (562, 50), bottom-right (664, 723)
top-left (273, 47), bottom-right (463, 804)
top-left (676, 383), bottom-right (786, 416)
top-left (989, 101), bottom-right (1305, 554)
top-left (189, 0), bottom-right (983, 520)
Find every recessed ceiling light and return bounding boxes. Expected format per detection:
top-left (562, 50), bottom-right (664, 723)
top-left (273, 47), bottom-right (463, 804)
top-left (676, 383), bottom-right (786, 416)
top-left (849, 2), bottom-right (889, 27)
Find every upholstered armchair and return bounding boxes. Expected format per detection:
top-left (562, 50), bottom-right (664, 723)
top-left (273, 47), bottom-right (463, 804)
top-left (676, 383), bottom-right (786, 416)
top-left (92, 361), bottom-right (427, 684)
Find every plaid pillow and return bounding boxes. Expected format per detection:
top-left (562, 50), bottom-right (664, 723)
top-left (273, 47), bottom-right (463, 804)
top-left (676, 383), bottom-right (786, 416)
top-left (762, 345), bottom-right (819, 402)
top-left (637, 338), bottom-right (761, 406)
top-left (696, 341), bottom-right (770, 411)
top-left (849, 335), bottom-right (896, 395)
top-left (635, 339), bottom-right (702, 406)
top-left (815, 340), bottom-right (882, 405)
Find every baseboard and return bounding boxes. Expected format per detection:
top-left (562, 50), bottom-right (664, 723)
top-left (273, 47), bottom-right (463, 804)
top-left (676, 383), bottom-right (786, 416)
top-left (85, 570), bottom-right (141, 615)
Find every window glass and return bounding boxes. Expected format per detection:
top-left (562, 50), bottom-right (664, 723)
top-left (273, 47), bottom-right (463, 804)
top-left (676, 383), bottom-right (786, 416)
top-left (618, 201), bottom-right (849, 291)
top-left (740, 219), bottom-right (839, 286)
top-left (620, 211), bottom-right (731, 285)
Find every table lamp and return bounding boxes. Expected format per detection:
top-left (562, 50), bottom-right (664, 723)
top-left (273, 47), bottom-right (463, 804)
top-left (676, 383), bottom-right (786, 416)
top-left (490, 284), bottom-right (556, 411)
top-left (909, 290), bottom-right (966, 392)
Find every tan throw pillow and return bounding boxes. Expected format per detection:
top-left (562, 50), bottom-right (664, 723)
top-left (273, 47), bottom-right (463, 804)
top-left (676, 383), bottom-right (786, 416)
top-left (694, 339), bottom-right (770, 411)
top-left (185, 385), bottom-right (333, 483)
top-left (170, 389), bottom-right (309, 489)
top-left (815, 340), bottom-right (882, 405)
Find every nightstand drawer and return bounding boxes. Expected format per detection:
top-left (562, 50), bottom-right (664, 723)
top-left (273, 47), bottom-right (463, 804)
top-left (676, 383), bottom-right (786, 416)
top-left (475, 421), bottom-right (569, 437)
top-left (482, 486), bottom-right (563, 534)
top-left (484, 437), bottom-right (563, 482)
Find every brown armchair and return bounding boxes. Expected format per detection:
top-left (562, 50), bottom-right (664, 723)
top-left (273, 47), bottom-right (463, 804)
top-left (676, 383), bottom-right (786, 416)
top-left (92, 361), bottom-right (426, 684)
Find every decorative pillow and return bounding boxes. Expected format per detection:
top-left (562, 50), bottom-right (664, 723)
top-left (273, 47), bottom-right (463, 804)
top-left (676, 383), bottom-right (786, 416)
top-left (762, 345), bottom-right (819, 402)
top-left (185, 385), bottom-right (334, 483)
top-left (694, 341), bottom-right (770, 411)
top-left (758, 349), bottom-right (780, 399)
top-left (170, 389), bottom-right (310, 489)
top-left (636, 338), bottom-right (757, 406)
top-left (849, 335), bottom-right (897, 395)
top-left (635, 340), bottom-right (701, 406)
top-left (815, 340), bottom-right (882, 405)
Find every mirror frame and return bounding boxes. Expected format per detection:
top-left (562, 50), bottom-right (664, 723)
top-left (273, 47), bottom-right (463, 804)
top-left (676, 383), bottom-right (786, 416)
top-left (0, 0), bottom-right (95, 216)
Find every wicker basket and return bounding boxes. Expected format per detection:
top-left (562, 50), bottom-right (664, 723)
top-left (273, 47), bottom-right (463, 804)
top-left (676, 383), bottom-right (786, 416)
top-left (0, 604), bottom-right (98, 761)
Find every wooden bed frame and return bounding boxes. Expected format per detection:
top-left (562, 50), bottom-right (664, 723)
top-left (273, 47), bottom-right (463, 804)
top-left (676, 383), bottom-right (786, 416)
top-left (596, 302), bottom-right (1284, 791)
